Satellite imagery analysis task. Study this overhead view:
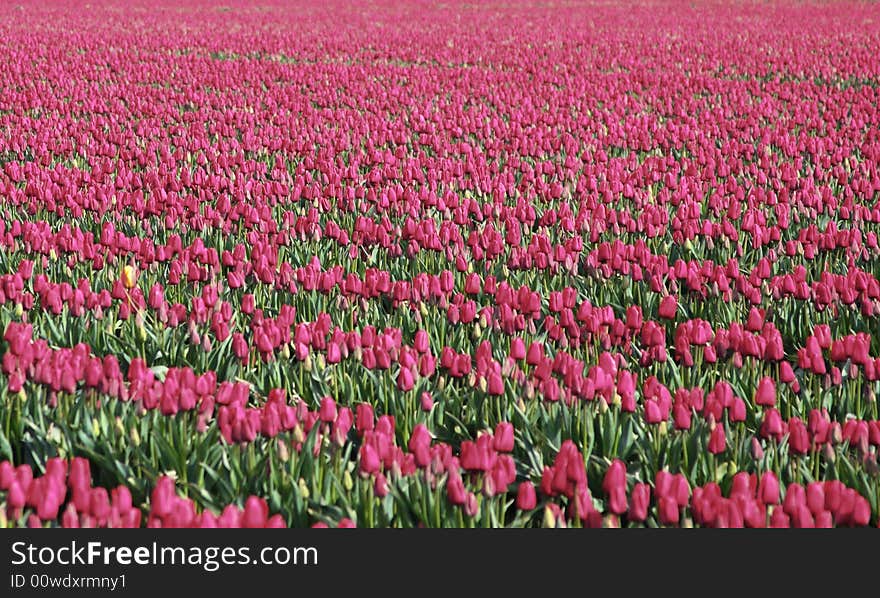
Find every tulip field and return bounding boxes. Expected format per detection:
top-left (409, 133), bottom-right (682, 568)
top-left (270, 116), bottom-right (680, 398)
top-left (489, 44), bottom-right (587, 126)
top-left (1, 1), bottom-right (879, 529)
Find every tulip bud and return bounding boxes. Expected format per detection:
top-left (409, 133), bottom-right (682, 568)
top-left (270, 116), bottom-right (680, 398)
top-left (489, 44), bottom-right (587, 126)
top-left (750, 437), bottom-right (764, 461)
top-left (482, 474), bottom-right (496, 498)
top-left (277, 439), bottom-right (290, 463)
top-left (542, 505), bottom-right (557, 528)
top-left (830, 423), bottom-right (843, 445)
top-left (298, 478), bottom-right (310, 500)
top-left (464, 492), bottom-right (480, 518)
top-left (343, 470), bottom-right (354, 492)
top-left (822, 443), bottom-right (836, 463)
top-left (293, 424), bottom-right (305, 444)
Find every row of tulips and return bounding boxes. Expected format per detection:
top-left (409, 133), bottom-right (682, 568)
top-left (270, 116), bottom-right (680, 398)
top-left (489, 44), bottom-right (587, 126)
top-left (0, 458), bottom-right (284, 528)
top-left (7, 317), bottom-right (880, 454)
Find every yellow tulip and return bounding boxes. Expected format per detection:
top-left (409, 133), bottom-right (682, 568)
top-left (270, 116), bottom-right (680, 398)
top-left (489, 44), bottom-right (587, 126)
top-left (121, 265), bottom-right (138, 289)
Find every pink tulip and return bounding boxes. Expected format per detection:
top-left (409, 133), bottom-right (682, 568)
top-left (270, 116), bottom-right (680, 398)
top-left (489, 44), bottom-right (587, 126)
top-left (516, 481), bottom-right (537, 510)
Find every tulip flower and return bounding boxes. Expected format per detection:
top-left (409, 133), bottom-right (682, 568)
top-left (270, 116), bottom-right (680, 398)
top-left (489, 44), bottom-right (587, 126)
top-left (493, 422), bottom-right (515, 452)
top-left (628, 483), bottom-right (651, 522)
top-left (602, 460), bottom-right (628, 515)
top-left (658, 296), bottom-right (677, 319)
top-left (707, 424), bottom-right (726, 454)
top-left (121, 265), bottom-right (137, 289)
top-left (758, 472), bottom-right (780, 505)
top-left (754, 377), bottom-right (776, 407)
top-left (516, 481), bottom-right (537, 510)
